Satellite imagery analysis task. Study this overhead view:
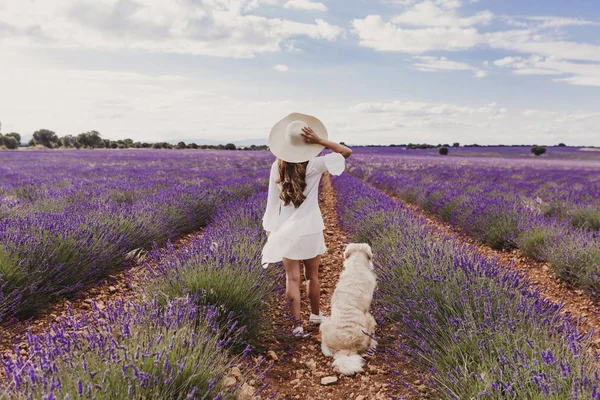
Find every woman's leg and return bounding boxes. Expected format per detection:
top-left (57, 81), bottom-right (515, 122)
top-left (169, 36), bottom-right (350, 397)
top-left (283, 257), bottom-right (302, 323)
top-left (303, 255), bottom-right (321, 315)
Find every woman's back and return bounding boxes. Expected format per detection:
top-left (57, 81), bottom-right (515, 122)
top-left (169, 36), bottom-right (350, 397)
top-left (262, 152), bottom-right (346, 265)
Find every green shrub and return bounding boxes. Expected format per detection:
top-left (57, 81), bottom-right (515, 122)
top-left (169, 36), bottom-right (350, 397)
top-left (569, 207), bottom-right (600, 231)
top-left (516, 227), bottom-right (556, 260)
top-left (439, 146), bottom-right (449, 155)
top-left (547, 239), bottom-right (600, 293)
top-left (530, 145), bottom-right (546, 156)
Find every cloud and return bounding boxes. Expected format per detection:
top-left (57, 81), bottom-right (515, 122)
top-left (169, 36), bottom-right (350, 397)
top-left (284, 0), bottom-right (327, 12)
top-left (412, 56), bottom-right (473, 71)
top-left (352, 0), bottom-right (491, 53)
top-left (390, 0), bottom-right (493, 27)
top-left (493, 56), bottom-right (522, 67)
top-left (494, 56), bottom-right (600, 86)
top-left (351, 0), bottom-right (600, 86)
top-left (0, 0), bottom-right (342, 58)
top-left (352, 15), bottom-right (481, 53)
top-left (274, 64), bottom-right (290, 71)
top-left (349, 100), bottom-right (504, 117)
top-left (411, 55), bottom-right (487, 78)
top-left (525, 16), bottom-right (599, 29)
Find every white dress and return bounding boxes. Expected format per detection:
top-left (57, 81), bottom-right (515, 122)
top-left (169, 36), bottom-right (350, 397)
top-left (261, 152), bottom-right (346, 266)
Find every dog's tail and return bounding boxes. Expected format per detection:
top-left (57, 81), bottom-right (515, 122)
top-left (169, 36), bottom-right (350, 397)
top-left (332, 351), bottom-right (364, 376)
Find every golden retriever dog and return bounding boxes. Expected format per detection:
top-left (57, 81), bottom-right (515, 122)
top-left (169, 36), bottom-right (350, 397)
top-left (320, 243), bottom-right (377, 375)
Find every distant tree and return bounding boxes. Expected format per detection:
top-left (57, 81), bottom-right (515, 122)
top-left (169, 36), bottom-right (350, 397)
top-left (0, 135), bottom-right (19, 149)
top-left (110, 142), bottom-right (119, 149)
top-left (224, 143), bottom-right (236, 150)
top-left (60, 135), bottom-right (76, 148)
top-left (531, 145), bottom-right (546, 156)
top-left (77, 131), bottom-right (104, 148)
top-left (439, 146), bottom-right (449, 155)
top-left (133, 142), bottom-right (142, 148)
top-left (32, 129), bottom-right (59, 148)
top-left (103, 139), bottom-right (111, 148)
top-left (141, 142), bottom-right (151, 148)
top-left (452, 142), bottom-right (460, 147)
top-left (187, 142), bottom-right (199, 149)
top-left (442, 143), bottom-right (450, 147)
top-left (5, 132), bottom-right (21, 145)
top-left (177, 141), bottom-right (187, 149)
top-left (558, 143), bottom-right (566, 147)
top-left (407, 143), bottom-right (435, 150)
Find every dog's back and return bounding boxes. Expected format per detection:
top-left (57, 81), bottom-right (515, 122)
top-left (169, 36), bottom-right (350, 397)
top-left (320, 243), bottom-right (377, 375)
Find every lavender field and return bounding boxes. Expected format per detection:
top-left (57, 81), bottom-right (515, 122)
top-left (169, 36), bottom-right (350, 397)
top-left (1, 148), bottom-right (600, 399)
top-left (0, 150), bottom-right (271, 321)
top-left (333, 173), bottom-right (599, 398)
top-left (349, 147), bottom-right (600, 296)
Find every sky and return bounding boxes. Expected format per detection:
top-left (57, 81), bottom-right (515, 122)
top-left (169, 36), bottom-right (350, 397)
top-left (0, 0), bottom-right (599, 146)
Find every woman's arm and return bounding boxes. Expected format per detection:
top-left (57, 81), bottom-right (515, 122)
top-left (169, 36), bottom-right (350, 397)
top-left (301, 127), bottom-right (352, 159)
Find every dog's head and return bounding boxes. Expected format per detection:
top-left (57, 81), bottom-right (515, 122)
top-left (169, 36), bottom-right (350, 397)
top-left (344, 243), bottom-right (373, 267)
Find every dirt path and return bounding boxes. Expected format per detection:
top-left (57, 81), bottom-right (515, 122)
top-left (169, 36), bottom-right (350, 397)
top-left (262, 175), bottom-right (429, 400)
top-left (387, 193), bottom-right (600, 355)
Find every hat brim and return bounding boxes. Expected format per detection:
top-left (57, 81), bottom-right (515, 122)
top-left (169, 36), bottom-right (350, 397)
top-left (269, 113), bottom-right (328, 163)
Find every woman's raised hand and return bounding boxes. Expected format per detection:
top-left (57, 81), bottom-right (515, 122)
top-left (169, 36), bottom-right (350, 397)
top-left (301, 127), bottom-right (322, 145)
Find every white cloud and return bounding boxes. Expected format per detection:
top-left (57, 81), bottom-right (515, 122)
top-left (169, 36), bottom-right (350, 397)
top-left (352, 0), bottom-right (492, 53)
top-left (352, 15), bottom-right (481, 53)
top-left (411, 55), bottom-right (488, 78)
top-left (390, 0), bottom-right (492, 27)
top-left (274, 64), bottom-right (290, 71)
top-left (412, 56), bottom-right (473, 71)
top-left (349, 100), bottom-right (504, 117)
top-left (494, 55), bottom-right (600, 86)
top-left (484, 30), bottom-right (600, 63)
top-left (284, 0), bottom-right (327, 12)
top-left (0, 0), bottom-right (342, 58)
top-left (493, 56), bottom-right (523, 67)
top-left (352, 0), bottom-right (600, 87)
top-left (525, 16), bottom-right (598, 29)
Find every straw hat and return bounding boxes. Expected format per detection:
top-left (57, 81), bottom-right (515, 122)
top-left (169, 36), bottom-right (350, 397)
top-left (268, 113), bottom-right (328, 163)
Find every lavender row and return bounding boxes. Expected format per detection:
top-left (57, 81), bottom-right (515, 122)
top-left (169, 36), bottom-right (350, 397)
top-left (356, 146), bottom-right (600, 161)
top-left (144, 193), bottom-right (282, 349)
top-left (0, 150), bottom-right (272, 322)
top-left (349, 153), bottom-right (600, 297)
top-left (1, 192), bottom-right (276, 399)
top-left (332, 173), bottom-right (599, 399)
top-left (350, 151), bottom-right (600, 229)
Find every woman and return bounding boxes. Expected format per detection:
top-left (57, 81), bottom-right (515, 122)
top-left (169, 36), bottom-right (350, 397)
top-left (262, 113), bottom-right (352, 337)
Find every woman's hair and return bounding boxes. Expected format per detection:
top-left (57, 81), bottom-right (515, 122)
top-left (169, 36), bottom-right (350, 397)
top-left (276, 159), bottom-right (309, 208)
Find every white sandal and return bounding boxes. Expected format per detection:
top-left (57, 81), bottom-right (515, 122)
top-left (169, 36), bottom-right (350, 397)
top-left (292, 326), bottom-right (310, 338)
top-left (309, 312), bottom-right (327, 325)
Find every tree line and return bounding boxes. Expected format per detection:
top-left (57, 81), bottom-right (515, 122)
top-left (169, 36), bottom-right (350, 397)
top-left (0, 129), bottom-right (268, 151)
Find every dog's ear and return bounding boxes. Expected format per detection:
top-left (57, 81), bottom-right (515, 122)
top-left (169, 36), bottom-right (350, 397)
top-left (344, 243), bottom-right (359, 260)
top-left (363, 244), bottom-right (373, 261)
